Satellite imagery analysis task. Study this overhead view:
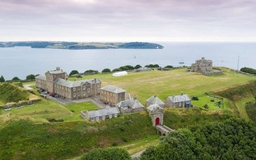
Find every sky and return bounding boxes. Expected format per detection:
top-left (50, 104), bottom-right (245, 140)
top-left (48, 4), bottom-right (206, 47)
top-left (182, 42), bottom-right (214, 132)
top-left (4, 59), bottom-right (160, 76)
top-left (1, 0), bottom-right (256, 42)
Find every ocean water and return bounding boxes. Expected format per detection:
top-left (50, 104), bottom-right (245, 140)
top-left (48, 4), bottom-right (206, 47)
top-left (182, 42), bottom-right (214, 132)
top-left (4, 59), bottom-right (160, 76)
top-left (0, 42), bottom-right (255, 80)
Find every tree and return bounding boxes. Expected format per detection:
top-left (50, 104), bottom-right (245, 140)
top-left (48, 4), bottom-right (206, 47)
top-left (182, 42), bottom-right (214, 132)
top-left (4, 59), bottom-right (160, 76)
top-left (145, 64), bottom-right (159, 68)
top-left (134, 64), bottom-right (142, 69)
top-left (164, 65), bottom-right (173, 69)
top-left (102, 68), bottom-right (111, 73)
top-left (80, 147), bottom-right (131, 160)
top-left (0, 75), bottom-right (5, 82)
top-left (141, 118), bottom-right (256, 160)
top-left (12, 76), bottom-right (20, 81)
top-left (112, 68), bottom-right (122, 72)
top-left (69, 70), bottom-right (79, 76)
top-left (84, 70), bottom-right (98, 75)
top-left (26, 74), bottom-right (35, 80)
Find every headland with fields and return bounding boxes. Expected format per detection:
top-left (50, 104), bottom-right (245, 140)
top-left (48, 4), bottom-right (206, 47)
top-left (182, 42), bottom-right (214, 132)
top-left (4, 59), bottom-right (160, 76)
top-left (0, 67), bottom-right (256, 159)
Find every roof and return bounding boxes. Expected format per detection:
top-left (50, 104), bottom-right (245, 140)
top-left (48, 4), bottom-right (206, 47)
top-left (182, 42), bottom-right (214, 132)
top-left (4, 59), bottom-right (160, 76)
top-left (54, 78), bottom-right (101, 88)
top-left (167, 94), bottom-right (191, 103)
top-left (147, 104), bottom-right (163, 112)
top-left (48, 70), bottom-right (65, 74)
top-left (85, 107), bottom-right (120, 118)
top-left (146, 96), bottom-right (165, 105)
top-left (35, 75), bottom-right (46, 80)
top-left (116, 99), bottom-right (144, 109)
top-left (100, 85), bottom-right (126, 93)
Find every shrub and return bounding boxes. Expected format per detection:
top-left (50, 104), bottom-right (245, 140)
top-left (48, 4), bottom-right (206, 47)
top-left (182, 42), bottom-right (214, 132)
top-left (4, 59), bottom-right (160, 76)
top-left (192, 96), bottom-right (199, 100)
top-left (80, 147), bottom-right (131, 160)
top-left (102, 68), bottom-right (111, 73)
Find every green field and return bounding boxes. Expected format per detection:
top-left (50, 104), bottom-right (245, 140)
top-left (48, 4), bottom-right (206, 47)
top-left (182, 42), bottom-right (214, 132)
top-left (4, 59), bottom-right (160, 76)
top-left (64, 102), bottom-right (99, 121)
top-left (70, 68), bottom-right (256, 108)
top-left (1, 68), bottom-right (256, 160)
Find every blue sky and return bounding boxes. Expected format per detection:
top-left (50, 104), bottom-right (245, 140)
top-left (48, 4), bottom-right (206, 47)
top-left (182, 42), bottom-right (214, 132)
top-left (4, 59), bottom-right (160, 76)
top-left (1, 0), bottom-right (256, 42)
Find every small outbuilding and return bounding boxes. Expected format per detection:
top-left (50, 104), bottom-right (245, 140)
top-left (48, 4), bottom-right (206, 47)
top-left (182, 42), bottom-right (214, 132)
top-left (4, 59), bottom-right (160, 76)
top-left (147, 104), bottom-right (163, 126)
top-left (146, 95), bottom-right (165, 108)
top-left (81, 107), bottom-right (120, 122)
top-left (112, 71), bottom-right (128, 77)
top-left (165, 94), bottom-right (191, 108)
top-left (116, 98), bottom-right (145, 114)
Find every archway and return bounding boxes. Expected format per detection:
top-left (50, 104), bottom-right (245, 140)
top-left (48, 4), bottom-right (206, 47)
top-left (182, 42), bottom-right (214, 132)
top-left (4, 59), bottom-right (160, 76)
top-left (155, 117), bottom-right (160, 125)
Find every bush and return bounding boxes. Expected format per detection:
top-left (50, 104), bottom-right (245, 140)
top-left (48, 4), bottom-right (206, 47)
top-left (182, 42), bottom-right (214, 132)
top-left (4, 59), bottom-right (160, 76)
top-left (134, 64), bottom-right (142, 69)
top-left (240, 67), bottom-right (256, 74)
top-left (12, 76), bottom-right (20, 81)
top-left (102, 68), bottom-right (111, 73)
top-left (112, 68), bottom-right (122, 72)
top-left (80, 147), bottom-right (131, 160)
top-left (145, 64), bottom-right (159, 68)
top-left (69, 70), bottom-right (79, 76)
top-left (164, 65), bottom-right (174, 69)
top-left (84, 70), bottom-right (98, 75)
top-left (192, 96), bottom-right (199, 100)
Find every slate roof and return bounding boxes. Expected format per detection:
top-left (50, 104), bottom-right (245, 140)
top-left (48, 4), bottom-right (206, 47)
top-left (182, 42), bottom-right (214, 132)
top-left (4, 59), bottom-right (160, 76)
top-left (86, 107), bottom-right (120, 118)
top-left (167, 94), bottom-right (191, 103)
top-left (116, 99), bottom-right (145, 109)
top-left (100, 85), bottom-right (126, 93)
top-left (147, 104), bottom-right (163, 112)
top-left (146, 96), bottom-right (165, 105)
top-left (54, 78), bottom-right (101, 88)
top-left (35, 75), bottom-right (46, 80)
top-left (48, 70), bottom-right (64, 74)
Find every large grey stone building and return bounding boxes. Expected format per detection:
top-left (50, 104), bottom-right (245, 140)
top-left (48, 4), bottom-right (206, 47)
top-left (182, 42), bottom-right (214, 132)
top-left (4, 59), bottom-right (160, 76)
top-left (191, 57), bottom-right (213, 75)
top-left (35, 67), bottom-right (101, 100)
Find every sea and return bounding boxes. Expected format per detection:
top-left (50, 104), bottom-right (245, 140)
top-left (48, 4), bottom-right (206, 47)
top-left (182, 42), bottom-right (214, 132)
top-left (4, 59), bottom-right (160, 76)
top-left (0, 42), bottom-right (256, 80)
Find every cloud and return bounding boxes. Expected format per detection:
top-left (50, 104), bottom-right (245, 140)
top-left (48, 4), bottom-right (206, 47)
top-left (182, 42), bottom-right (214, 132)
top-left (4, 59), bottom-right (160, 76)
top-left (0, 0), bottom-right (256, 41)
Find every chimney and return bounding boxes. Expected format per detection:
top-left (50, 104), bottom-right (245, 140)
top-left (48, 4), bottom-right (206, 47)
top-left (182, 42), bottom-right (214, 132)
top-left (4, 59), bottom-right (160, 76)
top-left (94, 78), bottom-right (96, 83)
top-left (180, 92), bottom-right (183, 96)
top-left (56, 67), bottom-right (60, 71)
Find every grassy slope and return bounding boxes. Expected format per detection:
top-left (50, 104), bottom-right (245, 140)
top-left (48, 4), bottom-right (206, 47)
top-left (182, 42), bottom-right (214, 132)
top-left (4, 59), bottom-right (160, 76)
top-left (0, 113), bottom-right (156, 160)
top-left (0, 83), bottom-right (30, 103)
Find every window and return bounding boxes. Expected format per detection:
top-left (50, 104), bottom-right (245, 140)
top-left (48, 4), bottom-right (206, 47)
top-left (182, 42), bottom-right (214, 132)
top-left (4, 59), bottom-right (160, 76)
top-left (87, 88), bottom-right (90, 93)
top-left (73, 88), bottom-right (76, 91)
top-left (73, 93), bottom-right (76, 97)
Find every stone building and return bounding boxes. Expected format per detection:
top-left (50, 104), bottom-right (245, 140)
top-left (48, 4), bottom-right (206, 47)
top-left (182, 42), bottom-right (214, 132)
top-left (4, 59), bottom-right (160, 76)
top-left (81, 107), bottom-right (120, 122)
top-left (146, 104), bottom-right (163, 126)
top-left (116, 98), bottom-right (145, 114)
top-left (35, 67), bottom-right (101, 100)
top-left (165, 94), bottom-right (191, 108)
top-left (146, 95), bottom-right (166, 108)
top-left (100, 85), bottom-right (127, 105)
top-left (191, 57), bottom-right (213, 75)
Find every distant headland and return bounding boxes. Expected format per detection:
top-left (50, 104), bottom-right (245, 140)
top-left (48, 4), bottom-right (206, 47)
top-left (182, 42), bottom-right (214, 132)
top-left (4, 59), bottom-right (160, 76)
top-left (0, 41), bottom-right (164, 50)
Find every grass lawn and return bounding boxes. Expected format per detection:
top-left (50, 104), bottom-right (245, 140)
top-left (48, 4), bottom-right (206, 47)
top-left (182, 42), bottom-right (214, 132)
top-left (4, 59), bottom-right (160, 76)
top-left (70, 68), bottom-right (256, 105)
top-left (191, 95), bottom-right (224, 110)
top-left (0, 99), bottom-right (73, 125)
top-left (120, 134), bottom-right (159, 155)
top-left (235, 97), bottom-right (255, 120)
top-left (64, 102), bottom-right (99, 121)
